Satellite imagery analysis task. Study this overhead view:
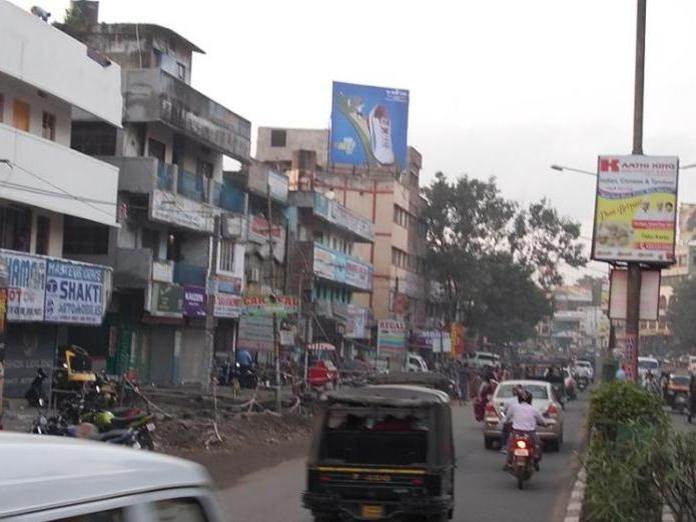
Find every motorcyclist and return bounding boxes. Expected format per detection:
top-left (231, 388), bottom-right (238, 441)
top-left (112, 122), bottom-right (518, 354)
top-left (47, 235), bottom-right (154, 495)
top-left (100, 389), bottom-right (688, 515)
top-left (501, 389), bottom-right (548, 468)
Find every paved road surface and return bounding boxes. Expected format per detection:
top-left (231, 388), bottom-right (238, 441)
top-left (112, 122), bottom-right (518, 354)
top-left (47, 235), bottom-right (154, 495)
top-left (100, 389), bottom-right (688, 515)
top-left (220, 394), bottom-right (590, 522)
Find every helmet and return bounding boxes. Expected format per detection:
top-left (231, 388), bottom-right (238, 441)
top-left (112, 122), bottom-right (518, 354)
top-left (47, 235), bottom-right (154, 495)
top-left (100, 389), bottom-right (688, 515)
top-left (94, 411), bottom-right (114, 428)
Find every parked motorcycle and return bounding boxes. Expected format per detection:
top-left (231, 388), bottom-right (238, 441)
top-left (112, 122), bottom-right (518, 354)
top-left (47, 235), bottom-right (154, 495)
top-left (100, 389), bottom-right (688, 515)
top-left (25, 368), bottom-right (48, 407)
top-left (506, 432), bottom-right (539, 490)
top-left (231, 362), bottom-right (259, 389)
top-left (81, 408), bottom-right (156, 450)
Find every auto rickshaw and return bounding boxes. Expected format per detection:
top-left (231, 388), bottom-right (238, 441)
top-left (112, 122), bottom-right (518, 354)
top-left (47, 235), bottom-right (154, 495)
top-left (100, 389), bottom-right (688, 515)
top-left (303, 385), bottom-right (455, 521)
top-left (368, 371), bottom-right (458, 399)
top-left (665, 373), bottom-right (691, 413)
top-left (53, 345), bottom-right (96, 394)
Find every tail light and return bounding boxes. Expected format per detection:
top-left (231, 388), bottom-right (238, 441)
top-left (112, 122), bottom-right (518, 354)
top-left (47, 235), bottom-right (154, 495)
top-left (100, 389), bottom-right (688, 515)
top-left (485, 403), bottom-right (497, 416)
top-left (515, 440), bottom-right (527, 449)
top-left (411, 478), bottom-right (424, 487)
top-left (547, 403), bottom-right (559, 417)
top-left (319, 475), bottom-right (332, 483)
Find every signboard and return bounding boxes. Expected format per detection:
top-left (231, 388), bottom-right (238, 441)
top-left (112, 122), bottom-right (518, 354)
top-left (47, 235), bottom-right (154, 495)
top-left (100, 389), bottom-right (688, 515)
top-left (268, 170), bottom-right (289, 203)
top-left (213, 293), bottom-right (243, 318)
top-left (0, 251), bottom-right (46, 321)
top-left (377, 320), bottom-right (406, 356)
top-left (152, 260), bottom-right (174, 283)
top-left (313, 193), bottom-right (374, 241)
top-left (211, 274), bottom-right (242, 295)
top-left (312, 243), bottom-right (372, 291)
top-left (44, 260), bottom-right (105, 325)
top-left (149, 282), bottom-right (183, 317)
top-left (343, 305), bottom-right (369, 339)
top-left (592, 155), bottom-right (679, 263)
top-left (451, 323), bottom-right (466, 357)
top-left (237, 314), bottom-right (275, 351)
top-left (330, 81), bottom-right (410, 170)
top-left (183, 286), bottom-right (206, 318)
top-left (609, 269), bottom-right (661, 320)
top-left (150, 189), bottom-right (215, 233)
top-left (242, 295), bottom-right (299, 316)
top-left (248, 215), bottom-right (283, 244)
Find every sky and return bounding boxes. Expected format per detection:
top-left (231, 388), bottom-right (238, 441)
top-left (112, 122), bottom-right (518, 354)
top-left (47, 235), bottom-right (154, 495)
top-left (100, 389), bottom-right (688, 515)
top-left (12, 0), bottom-right (696, 282)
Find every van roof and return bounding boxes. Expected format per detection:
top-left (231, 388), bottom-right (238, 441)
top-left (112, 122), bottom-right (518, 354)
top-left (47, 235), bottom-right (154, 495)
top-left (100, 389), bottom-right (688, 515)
top-left (325, 384), bottom-right (450, 407)
top-left (0, 433), bottom-right (211, 517)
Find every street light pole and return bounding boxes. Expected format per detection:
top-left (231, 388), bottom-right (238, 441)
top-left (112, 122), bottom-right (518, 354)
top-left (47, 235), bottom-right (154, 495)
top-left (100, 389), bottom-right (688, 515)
top-left (625, 0), bottom-right (647, 383)
top-left (266, 179), bottom-right (282, 413)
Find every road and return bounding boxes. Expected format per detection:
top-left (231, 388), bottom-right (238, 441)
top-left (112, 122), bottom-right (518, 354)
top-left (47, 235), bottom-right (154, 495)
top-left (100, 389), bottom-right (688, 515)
top-left (219, 393), bottom-right (589, 522)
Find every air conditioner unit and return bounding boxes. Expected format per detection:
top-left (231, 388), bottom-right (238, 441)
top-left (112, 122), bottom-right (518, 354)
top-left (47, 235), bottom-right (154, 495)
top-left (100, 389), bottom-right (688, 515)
top-left (247, 267), bottom-right (261, 283)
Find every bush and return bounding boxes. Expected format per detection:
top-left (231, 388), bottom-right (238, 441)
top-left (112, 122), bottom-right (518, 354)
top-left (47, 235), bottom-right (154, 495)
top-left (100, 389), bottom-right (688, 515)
top-left (584, 382), bottom-right (668, 522)
top-left (651, 432), bottom-right (696, 521)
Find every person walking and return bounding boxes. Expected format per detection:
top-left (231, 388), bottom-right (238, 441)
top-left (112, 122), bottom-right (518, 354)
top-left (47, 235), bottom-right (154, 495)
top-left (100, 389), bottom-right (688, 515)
top-left (458, 361), bottom-right (470, 406)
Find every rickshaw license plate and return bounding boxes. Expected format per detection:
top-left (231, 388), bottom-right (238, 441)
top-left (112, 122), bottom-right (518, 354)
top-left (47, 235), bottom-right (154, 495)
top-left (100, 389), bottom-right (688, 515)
top-left (146, 423), bottom-right (156, 432)
top-left (514, 448), bottom-right (530, 457)
top-left (361, 505), bottom-right (384, 519)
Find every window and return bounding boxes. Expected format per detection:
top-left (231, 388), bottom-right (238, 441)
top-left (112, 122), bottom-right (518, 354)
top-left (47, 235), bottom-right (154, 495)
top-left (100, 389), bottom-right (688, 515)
top-left (55, 508), bottom-right (124, 521)
top-left (12, 99), bottom-right (30, 132)
top-left (42, 111), bottom-right (56, 141)
top-left (35, 215), bottom-right (50, 255)
top-left (392, 247), bottom-right (408, 269)
top-left (0, 206), bottom-right (31, 252)
top-left (71, 122), bottom-right (117, 156)
top-left (148, 138), bottom-right (166, 163)
top-left (219, 239), bottom-right (235, 273)
top-left (152, 498), bottom-right (207, 522)
top-left (271, 129), bottom-right (287, 147)
top-left (176, 62), bottom-right (186, 80)
top-left (393, 205), bottom-right (409, 228)
top-left (63, 216), bottom-right (109, 255)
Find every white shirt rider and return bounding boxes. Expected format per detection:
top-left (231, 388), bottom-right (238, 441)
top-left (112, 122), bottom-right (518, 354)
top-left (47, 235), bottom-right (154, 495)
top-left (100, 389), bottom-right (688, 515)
top-left (503, 401), bottom-right (547, 432)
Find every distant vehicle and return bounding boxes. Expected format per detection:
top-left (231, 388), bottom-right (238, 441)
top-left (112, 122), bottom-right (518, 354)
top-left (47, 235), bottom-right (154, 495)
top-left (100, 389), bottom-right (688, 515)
top-left (0, 433), bottom-right (224, 520)
top-left (303, 385), bottom-right (455, 521)
top-left (308, 360), bottom-right (339, 390)
top-left (666, 373), bottom-right (691, 413)
top-left (468, 351), bottom-right (501, 369)
top-left (638, 357), bottom-right (660, 378)
top-left (483, 380), bottom-right (564, 452)
top-left (406, 353), bottom-right (429, 372)
top-left (574, 360), bottom-right (594, 382)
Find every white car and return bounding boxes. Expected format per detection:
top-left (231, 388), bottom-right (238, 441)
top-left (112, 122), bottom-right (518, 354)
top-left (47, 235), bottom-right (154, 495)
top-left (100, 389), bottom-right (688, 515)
top-left (638, 357), bottom-right (660, 379)
top-left (0, 433), bottom-right (224, 521)
top-left (406, 353), bottom-right (429, 372)
top-left (467, 351), bottom-right (501, 369)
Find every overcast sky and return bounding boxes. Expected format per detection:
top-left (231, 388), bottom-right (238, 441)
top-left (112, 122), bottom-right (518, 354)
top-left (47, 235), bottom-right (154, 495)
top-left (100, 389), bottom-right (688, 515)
top-left (13, 0), bottom-right (696, 281)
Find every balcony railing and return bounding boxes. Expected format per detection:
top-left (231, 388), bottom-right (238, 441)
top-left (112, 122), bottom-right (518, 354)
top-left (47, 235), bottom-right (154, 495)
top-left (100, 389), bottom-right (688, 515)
top-left (174, 262), bottom-right (208, 287)
top-left (177, 169), bottom-right (206, 202)
top-left (123, 69), bottom-right (251, 162)
top-left (213, 180), bottom-right (246, 213)
top-left (157, 162), bottom-right (176, 191)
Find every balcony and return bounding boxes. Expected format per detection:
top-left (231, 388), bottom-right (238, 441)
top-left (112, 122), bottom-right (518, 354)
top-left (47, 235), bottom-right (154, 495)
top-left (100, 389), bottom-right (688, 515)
top-left (289, 192), bottom-right (373, 242)
top-left (177, 168), bottom-right (206, 202)
top-left (0, 124), bottom-right (118, 226)
top-left (123, 69), bottom-right (251, 162)
top-left (174, 262), bottom-right (207, 287)
top-left (0, 2), bottom-right (122, 126)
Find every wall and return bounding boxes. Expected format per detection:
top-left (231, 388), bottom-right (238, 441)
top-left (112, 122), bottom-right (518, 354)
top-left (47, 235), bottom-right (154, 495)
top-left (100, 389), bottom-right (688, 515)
top-left (0, 0), bottom-right (122, 126)
top-left (0, 74), bottom-right (72, 146)
top-left (256, 127), bottom-right (329, 167)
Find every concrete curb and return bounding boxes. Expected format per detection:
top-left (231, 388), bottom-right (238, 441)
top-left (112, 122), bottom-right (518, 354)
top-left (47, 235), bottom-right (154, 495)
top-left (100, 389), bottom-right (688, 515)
top-left (562, 466), bottom-right (586, 522)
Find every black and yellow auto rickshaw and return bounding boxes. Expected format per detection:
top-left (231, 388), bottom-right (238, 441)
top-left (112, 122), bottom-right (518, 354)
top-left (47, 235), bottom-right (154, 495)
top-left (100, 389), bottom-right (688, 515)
top-left (368, 371), bottom-right (458, 399)
top-left (53, 345), bottom-right (96, 393)
top-left (303, 385), bottom-right (455, 521)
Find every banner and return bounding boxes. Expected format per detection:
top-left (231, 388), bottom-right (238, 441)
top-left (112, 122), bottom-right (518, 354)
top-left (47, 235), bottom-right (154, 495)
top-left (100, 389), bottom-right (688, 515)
top-left (238, 314), bottom-right (275, 351)
top-left (0, 251), bottom-right (46, 321)
top-left (592, 155), bottom-right (679, 263)
top-left (242, 295), bottom-right (299, 316)
top-left (312, 243), bottom-right (372, 291)
top-left (377, 320), bottom-right (406, 356)
top-left (44, 260), bottom-right (105, 325)
top-left (608, 269), bottom-right (661, 320)
top-left (451, 323), bottom-right (466, 357)
top-left (331, 81), bottom-right (409, 170)
top-left (183, 286), bottom-right (206, 318)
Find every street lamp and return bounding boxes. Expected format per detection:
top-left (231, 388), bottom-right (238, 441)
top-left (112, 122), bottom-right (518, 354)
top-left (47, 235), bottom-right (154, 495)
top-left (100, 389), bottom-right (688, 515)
top-left (549, 163), bottom-right (696, 177)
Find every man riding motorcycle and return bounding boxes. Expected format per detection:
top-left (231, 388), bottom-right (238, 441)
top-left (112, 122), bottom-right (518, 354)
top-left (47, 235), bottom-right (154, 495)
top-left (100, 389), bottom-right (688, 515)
top-left (501, 389), bottom-right (548, 469)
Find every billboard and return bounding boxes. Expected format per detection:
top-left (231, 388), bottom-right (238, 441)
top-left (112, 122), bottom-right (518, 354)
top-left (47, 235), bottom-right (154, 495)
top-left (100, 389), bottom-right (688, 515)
top-left (330, 81), bottom-right (409, 170)
top-left (592, 155), bottom-right (679, 263)
top-left (44, 260), bottom-right (106, 325)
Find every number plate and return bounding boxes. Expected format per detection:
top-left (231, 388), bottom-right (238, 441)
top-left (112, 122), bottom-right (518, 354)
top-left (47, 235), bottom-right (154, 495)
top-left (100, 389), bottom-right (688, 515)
top-left (146, 423), bottom-right (156, 432)
top-left (361, 505), bottom-right (384, 519)
top-left (514, 448), bottom-right (530, 457)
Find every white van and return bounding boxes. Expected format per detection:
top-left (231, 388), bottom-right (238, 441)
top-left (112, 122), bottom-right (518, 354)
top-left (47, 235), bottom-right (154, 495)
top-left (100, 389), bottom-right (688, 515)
top-left (406, 353), bottom-right (429, 372)
top-left (0, 433), bottom-right (224, 521)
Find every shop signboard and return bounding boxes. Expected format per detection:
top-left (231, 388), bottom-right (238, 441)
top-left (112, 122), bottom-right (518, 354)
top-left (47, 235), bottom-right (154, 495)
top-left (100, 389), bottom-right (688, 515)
top-left (150, 189), bottom-right (215, 233)
top-left (248, 215), bottom-right (284, 245)
top-left (247, 164), bottom-right (288, 203)
top-left (343, 305), bottom-right (369, 339)
top-left (213, 293), bottom-right (243, 318)
top-left (268, 170), bottom-right (289, 203)
top-left (330, 81), bottom-right (410, 170)
top-left (377, 319), bottom-right (406, 356)
top-left (152, 260), bottom-right (174, 283)
top-left (592, 155), bottom-right (679, 264)
top-left (237, 314), bottom-right (275, 351)
top-left (312, 243), bottom-right (372, 291)
top-left (0, 250), bottom-right (46, 321)
top-left (313, 193), bottom-right (374, 241)
top-left (242, 295), bottom-right (298, 316)
top-left (183, 286), bottom-right (206, 318)
top-left (149, 282), bottom-right (183, 317)
top-left (44, 260), bottom-right (106, 325)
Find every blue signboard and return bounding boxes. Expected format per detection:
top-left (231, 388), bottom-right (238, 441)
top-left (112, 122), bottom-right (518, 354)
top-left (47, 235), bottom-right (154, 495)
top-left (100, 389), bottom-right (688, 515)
top-left (44, 260), bottom-right (105, 325)
top-left (330, 81), bottom-right (409, 170)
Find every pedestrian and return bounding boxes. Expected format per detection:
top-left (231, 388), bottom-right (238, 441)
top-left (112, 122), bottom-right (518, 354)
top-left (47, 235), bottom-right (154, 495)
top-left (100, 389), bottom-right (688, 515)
top-left (458, 361), bottom-right (470, 406)
top-left (615, 364), bottom-right (627, 382)
top-left (474, 372), bottom-right (498, 422)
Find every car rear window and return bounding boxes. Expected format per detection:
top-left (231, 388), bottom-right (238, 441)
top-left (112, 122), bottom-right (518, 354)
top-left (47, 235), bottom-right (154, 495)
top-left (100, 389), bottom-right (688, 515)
top-left (496, 384), bottom-right (549, 400)
top-left (56, 509), bottom-right (123, 521)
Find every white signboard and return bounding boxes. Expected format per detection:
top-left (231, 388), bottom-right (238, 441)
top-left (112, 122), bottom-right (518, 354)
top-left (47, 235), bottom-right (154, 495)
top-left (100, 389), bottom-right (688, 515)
top-left (0, 250), bottom-right (46, 321)
top-left (609, 269), bottom-right (661, 320)
top-left (213, 293), bottom-right (243, 318)
top-left (150, 190), bottom-right (215, 233)
top-left (151, 260), bottom-right (174, 283)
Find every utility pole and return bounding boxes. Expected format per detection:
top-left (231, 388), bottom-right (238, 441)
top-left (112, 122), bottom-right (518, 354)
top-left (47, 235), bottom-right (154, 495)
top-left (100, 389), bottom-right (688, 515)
top-left (266, 178), bottom-right (282, 413)
top-left (625, 0), bottom-right (647, 382)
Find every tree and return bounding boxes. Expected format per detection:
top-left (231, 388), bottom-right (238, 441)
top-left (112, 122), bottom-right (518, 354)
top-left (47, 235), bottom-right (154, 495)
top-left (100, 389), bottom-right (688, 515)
top-left (422, 172), bottom-right (585, 344)
top-left (667, 277), bottom-right (696, 352)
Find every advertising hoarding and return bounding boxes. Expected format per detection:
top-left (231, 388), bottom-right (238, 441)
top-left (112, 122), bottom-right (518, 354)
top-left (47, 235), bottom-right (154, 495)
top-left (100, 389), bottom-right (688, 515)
top-left (44, 260), bottom-right (105, 325)
top-left (592, 155), bottom-right (679, 263)
top-left (608, 269), bottom-right (661, 320)
top-left (330, 81), bottom-right (409, 170)
top-left (377, 320), bottom-right (406, 356)
top-left (183, 286), bottom-right (206, 318)
top-left (237, 314), bottom-right (275, 352)
top-left (312, 243), bottom-right (372, 291)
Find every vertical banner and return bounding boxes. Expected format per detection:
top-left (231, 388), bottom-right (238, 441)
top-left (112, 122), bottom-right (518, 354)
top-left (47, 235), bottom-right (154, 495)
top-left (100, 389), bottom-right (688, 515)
top-left (330, 81), bottom-right (409, 170)
top-left (451, 323), bottom-right (466, 358)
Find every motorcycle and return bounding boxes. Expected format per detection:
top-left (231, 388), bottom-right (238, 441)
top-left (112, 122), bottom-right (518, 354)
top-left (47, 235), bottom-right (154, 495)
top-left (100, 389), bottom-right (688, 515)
top-left (577, 376), bottom-right (589, 392)
top-left (551, 383), bottom-right (566, 410)
top-left (673, 392), bottom-right (688, 414)
top-left (25, 368), bottom-right (48, 407)
top-left (230, 362), bottom-right (258, 389)
top-left (506, 431), bottom-right (539, 490)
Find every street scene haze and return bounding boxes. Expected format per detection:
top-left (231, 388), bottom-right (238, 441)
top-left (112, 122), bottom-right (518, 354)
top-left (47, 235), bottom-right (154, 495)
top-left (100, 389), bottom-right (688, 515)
top-left (1, 1), bottom-right (696, 521)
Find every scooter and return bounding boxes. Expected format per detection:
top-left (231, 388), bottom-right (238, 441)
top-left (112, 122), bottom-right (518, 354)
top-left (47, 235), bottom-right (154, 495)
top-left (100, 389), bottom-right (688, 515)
top-left (25, 368), bottom-right (48, 407)
top-left (506, 432), bottom-right (539, 490)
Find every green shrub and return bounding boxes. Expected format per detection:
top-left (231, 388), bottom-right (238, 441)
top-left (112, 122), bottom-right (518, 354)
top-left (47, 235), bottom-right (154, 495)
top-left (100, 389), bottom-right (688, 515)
top-left (651, 432), bottom-right (696, 521)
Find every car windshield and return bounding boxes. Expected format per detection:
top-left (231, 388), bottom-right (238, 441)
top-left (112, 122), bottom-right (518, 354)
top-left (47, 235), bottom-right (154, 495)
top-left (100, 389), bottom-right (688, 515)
top-left (638, 360), bottom-right (659, 370)
top-left (672, 376), bottom-right (690, 387)
top-left (496, 384), bottom-right (549, 400)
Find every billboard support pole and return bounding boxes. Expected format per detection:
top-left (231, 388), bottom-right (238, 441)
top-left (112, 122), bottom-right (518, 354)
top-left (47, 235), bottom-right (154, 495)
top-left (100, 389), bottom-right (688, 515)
top-left (626, 0), bottom-right (647, 382)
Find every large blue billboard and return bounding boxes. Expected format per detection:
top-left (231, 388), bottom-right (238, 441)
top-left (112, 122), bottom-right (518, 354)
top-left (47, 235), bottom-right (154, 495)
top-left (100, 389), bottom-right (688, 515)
top-left (330, 81), bottom-right (409, 170)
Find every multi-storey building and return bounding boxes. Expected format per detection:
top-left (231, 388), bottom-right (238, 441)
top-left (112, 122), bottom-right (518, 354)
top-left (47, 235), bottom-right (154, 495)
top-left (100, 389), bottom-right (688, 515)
top-left (285, 150), bottom-right (374, 359)
top-left (60, 1), bottom-right (251, 385)
top-left (0, 0), bottom-right (121, 396)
